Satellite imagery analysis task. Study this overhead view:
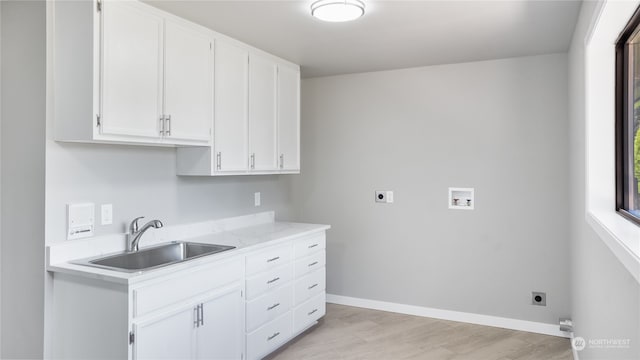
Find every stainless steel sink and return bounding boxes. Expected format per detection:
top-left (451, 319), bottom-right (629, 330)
top-left (73, 241), bottom-right (236, 273)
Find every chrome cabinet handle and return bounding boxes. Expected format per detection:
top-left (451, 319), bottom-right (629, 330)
top-left (166, 115), bottom-right (171, 136)
top-left (267, 277), bottom-right (280, 284)
top-left (193, 305), bottom-right (199, 328)
top-left (308, 309), bottom-right (318, 316)
top-left (308, 244), bottom-right (318, 249)
top-left (216, 152), bottom-right (221, 170)
top-left (250, 153), bottom-right (255, 169)
top-left (308, 261), bottom-right (318, 267)
top-left (279, 154), bottom-right (284, 169)
top-left (308, 283), bottom-right (318, 290)
top-left (159, 116), bottom-right (165, 136)
top-left (200, 303), bottom-right (204, 326)
top-left (267, 303), bottom-right (280, 311)
top-left (267, 256), bottom-right (280, 263)
top-left (267, 332), bottom-right (280, 341)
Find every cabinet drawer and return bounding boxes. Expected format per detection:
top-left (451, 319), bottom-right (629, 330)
top-left (247, 312), bottom-right (292, 360)
top-left (246, 263), bottom-right (293, 300)
top-left (294, 268), bottom-right (325, 306)
top-left (293, 293), bottom-right (326, 334)
top-left (294, 250), bottom-right (325, 278)
top-left (293, 233), bottom-right (326, 259)
top-left (246, 283), bottom-right (293, 332)
top-left (246, 243), bottom-right (292, 276)
top-left (133, 258), bottom-right (242, 317)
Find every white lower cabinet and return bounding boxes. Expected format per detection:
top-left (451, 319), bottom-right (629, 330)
top-left (50, 230), bottom-right (327, 360)
top-left (134, 286), bottom-right (243, 360)
top-left (294, 293), bottom-right (326, 334)
top-left (133, 304), bottom-right (194, 360)
top-left (247, 312), bottom-right (293, 360)
top-left (246, 284), bottom-right (293, 333)
top-left (244, 232), bottom-right (327, 360)
top-left (195, 287), bottom-right (245, 360)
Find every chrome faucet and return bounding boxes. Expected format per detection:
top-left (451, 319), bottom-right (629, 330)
top-left (127, 216), bottom-right (163, 252)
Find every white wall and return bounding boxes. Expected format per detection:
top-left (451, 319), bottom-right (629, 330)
top-left (1, 1), bottom-right (46, 358)
top-left (291, 53), bottom-right (571, 325)
top-left (568, 1), bottom-right (640, 358)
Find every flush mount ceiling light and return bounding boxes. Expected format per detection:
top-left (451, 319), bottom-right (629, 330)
top-left (311, 0), bottom-right (365, 22)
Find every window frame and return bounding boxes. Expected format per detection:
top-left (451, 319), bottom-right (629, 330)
top-left (615, 6), bottom-right (640, 227)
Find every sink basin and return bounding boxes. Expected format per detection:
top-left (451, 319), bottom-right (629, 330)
top-left (73, 241), bottom-right (236, 273)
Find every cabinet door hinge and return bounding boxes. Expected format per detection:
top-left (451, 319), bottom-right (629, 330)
top-left (96, 114), bottom-right (101, 127)
top-left (96, 0), bottom-right (102, 12)
top-left (129, 331), bottom-right (135, 345)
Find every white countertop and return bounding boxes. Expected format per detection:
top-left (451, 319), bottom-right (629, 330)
top-left (47, 217), bottom-right (329, 285)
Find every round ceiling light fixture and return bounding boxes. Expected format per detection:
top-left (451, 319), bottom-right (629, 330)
top-left (311, 0), bottom-right (365, 22)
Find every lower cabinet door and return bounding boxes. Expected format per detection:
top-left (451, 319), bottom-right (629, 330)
top-left (133, 306), bottom-right (195, 360)
top-left (195, 286), bottom-right (244, 360)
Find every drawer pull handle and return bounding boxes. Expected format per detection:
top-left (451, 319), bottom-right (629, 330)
top-left (308, 244), bottom-right (318, 249)
top-left (267, 277), bottom-right (280, 284)
top-left (308, 309), bottom-right (318, 316)
top-left (308, 261), bottom-right (319, 267)
top-left (308, 283), bottom-right (318, 290)
top-left (267, 303), bottom-right (280, 311)
top-left (267, 332), bottom-right (280, 341)
top-left (267, 256), bottom-right (280, 263)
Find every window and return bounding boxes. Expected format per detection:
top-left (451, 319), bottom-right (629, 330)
top-left (616, 7), bottom-right (640, 226)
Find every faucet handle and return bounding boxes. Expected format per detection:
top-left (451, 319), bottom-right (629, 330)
top-left (129, 216), bottom-right (144, 234)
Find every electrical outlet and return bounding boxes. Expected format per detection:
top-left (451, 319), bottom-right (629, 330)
top-left (375, 191), bottom-right (394, 203)
top-left (532, 291), bottom-right (546, 306)
top-left (254, 192), bottom-right (261, 207)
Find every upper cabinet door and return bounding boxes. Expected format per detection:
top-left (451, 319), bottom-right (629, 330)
top-left (101, 1), bottom-right (163, 139)
top-left (249, 54), bottom-right (278, 171)
top-left (214, 41), bottom-right (249, 172)
top-left (163, 20), bottom-right (213, 145)
top-left (277, 66), bottom-right (300, 172)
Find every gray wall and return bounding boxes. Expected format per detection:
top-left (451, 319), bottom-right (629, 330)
top-left (568, 2), bottom-right (640, 359)
top-left (45, 143), bottom-right (294, 244)
top-left (1, 1), bottom-right (46, 358)
top-left (290, 53), bottom-right (571, 325)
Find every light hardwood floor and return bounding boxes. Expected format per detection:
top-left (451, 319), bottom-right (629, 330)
top-left (267, 304), bottom-right (572, 360)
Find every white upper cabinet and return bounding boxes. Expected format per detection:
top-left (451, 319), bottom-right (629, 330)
top-left (53, 0), bottom-right (299, 174)
top-left (53, 0), bottom-right (212, 146)
top-left (163, 19), bottom-right (213, 144)
top-left (176, 49), bottom-right (300, 176)
top-left (277, 65), bottom-right (301, 172)
top-left (249, 54), bottom-right (278, 172)
top-left (214, 41), bottom-right (249, 172)
top-left (101, 1), bottom-right (164, 140)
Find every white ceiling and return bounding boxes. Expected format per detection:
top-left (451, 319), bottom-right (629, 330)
top-left (144, 0), bottom-right (582, 78)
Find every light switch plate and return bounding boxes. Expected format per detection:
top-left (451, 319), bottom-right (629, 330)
top-left (101, 204), bottom-right (113, 225)
top-left (67, 203), bottom-right (95, 240)
top-left (254, 192), bottom-right (261, 207)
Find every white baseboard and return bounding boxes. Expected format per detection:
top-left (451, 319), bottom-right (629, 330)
top-left (326, 294), bottom-right (570, 338)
